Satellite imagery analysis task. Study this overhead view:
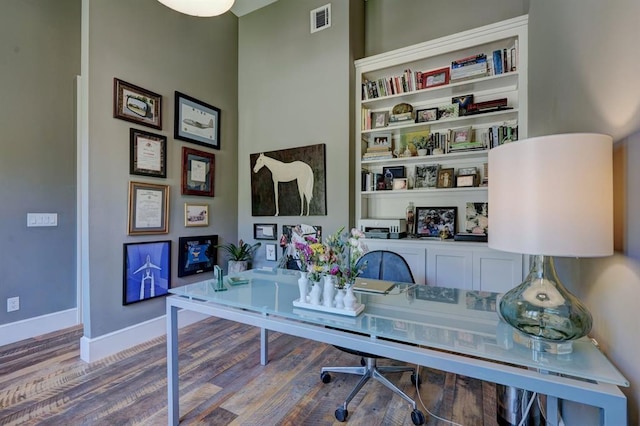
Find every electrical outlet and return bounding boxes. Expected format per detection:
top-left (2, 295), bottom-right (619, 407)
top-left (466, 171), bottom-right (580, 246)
top-left (7, 297), bottom-right (19, 312)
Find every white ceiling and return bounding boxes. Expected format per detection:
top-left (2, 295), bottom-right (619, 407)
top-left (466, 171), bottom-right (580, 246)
top-left (230, 0), bottom-right (278, 17)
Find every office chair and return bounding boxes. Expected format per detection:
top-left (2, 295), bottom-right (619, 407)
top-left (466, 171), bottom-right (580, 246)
top-left (320, 250), bottom-right (425, 425)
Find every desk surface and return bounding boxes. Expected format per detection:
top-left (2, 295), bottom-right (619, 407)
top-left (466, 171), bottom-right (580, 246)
top-left (169, 268), bottom-right (628, 387)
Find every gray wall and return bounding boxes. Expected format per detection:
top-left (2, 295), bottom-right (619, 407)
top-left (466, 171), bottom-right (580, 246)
top-left (85, 0), bottom-right (238, 337)
top-left (0, 0), bottom-right (80, 325)
top-left (238, 0), bottom-right (364, 269)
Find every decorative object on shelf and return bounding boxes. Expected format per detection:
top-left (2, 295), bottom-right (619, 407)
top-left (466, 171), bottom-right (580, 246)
top-left (217, 239), bottom-right (261, 274)
top-left (157, 0), bottom-right (235, 17)
top-left (177, 235), bottom-right (217, 277)
top-left (174, 91), bottom-right (221, 149)
top-left (452, 94), bottom-right (474, 116)
top-left (123, 240), bottom-right (171, 305)
top-left (414, 164), bottom-right (439, 189)
top-left (406, 202), bottom-right (415, 235)
top-left (456, 174), bottom-right (476, 187)
top-left (401, 130), bottom-right (430, 156)
top-left (129, 128), bottom-right (167, 178)
top-left (421, 67), bottom-right (450, 88)
top-left (113, 78), bottom-right (162, 130)
top-left (436, 167), bottom-right (454, 188)
top-left (392, 178), bottom-right (407, 190)
top-left (250, 144), bottom-right (327, 216)
top-left (437, 103), bottom-right (459, 120)
top-left (489, 133), bottom-right (613, 351)
top-left (389, 102), bottom-right (415, 123)
top-left (181, 147), bottom-right (215, 197)
top-left (371, 111), bottom-right (389, 128)
top-left (323, 274), bottom-right (335, 308)
top-left (465, 202), bottom-right (488, 235)
top-left (415, 108), bottom-right (438, 123)
top-left (415, 207), bottom-right (457, 239)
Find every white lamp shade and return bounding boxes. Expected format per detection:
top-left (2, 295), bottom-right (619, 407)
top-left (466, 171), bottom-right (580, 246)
top-left (488, 133), bottom-right (613, 257)
top-left (157, 0), bottom-right (235, 17)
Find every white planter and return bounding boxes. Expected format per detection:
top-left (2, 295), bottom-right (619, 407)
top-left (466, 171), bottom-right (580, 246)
top-left (228, 260), bottom-right (248, 274)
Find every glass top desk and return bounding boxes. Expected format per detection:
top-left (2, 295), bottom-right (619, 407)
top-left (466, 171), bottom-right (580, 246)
top-left (166, 268), bottom-right (627, 425)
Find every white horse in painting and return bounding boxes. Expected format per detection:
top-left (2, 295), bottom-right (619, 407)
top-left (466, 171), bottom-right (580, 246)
top-left (253, 153), bottom-right (314, 216)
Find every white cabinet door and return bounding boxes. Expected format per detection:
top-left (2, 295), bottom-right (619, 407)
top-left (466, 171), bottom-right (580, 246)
top-left (472, 249), bottom-right (524, 293)
top-left (426, 248), bottom-right (473, 289)
top-left (362, 240), bottom-right (426, 284)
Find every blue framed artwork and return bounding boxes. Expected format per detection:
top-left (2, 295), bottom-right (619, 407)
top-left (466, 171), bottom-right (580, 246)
top-left (177, 235), bottom-right (218, 277)
top-left (123, 240), bottom-right (171, 305)
top-left (174, 91), bottom-right (221, 150)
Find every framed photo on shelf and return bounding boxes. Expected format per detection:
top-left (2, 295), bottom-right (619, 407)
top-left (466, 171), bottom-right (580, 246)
top-left (113, 78), bottom-right (162, 130)
top-left (392, 178), bottom-right (408, 190)
top-left (415, 108), bottom-right (438, 123)
top-left (371, 111), bottom-right (389, 129)
top-left (452, 126), bottom-right (472, 143)
top-left (456, 174), bottom-right (476, 187)
top-left (414, 164), bottom-right (440, 189)
top-left (174, 91), bottom-right (221, 149)
top-left (123, 240), bottom-right (171, 305)
top-left (452, 94), bottom-right (474, 116)
top-left (128, 181), bottom-right (169, 235)
top-left (415, 206), bottom-right (457, 239)
top-left (370, 133), bottom-right (392, 148)
top-left (436, 167), bottom-right (455, 188)
top-left (465, 202), bottom-right (488, 234)
top-left (177, 235), bottom-right (217, 277)
top-left (129, 128), bottom-right (167, 178)
top-left (423, 67), bottom-right (450, 88)
top-left (265, 243), bottom-right (277, 261)
top-left (254, 223), bottom-right (277, 240)
top-left (382, 165), bottom-right (405, 179)
top-left (437, 103), bottom-right (459, 120)
top-left (184, 202), bottom-right (209, 227)
top-left (182, 146), bottom-right (215, 197)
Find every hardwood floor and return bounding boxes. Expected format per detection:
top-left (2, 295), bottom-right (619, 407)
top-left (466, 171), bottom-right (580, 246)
top-left (0, 317), bottom-right (499, 425)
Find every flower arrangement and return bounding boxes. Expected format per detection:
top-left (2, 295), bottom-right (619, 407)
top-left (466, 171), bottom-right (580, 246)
top-left (325, 227), bottom-right (368, 289)
top-left (294, 235), bottom-right (327, 282)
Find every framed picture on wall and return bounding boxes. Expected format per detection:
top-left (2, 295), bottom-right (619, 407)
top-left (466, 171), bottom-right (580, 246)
top-left (123, 240), bottom-right (171, 305)
top-left (113, 78), bottom-right (162, 130)
top-left (174, 91), bottom-right (221, 150)
top-left (184, 203), bottom-right (209, 227)
top-left (127, 181), bottom-right (169, 235)
top-left (177, 235), bottom-right (217, 277)
top-left (182, 147), bottom-right (215, 197)
top-left (129, 128), bottom-right (167, 178)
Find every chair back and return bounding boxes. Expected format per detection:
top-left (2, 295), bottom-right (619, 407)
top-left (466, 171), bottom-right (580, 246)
top-left (355, 250), bottom-right (415, 284)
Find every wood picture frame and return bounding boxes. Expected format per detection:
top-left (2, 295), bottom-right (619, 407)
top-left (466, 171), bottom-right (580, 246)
top-left (129, 128), bottom-right (167, 178)
top-left (184, 202), bottom-right (209, 227)
top-left (127, 181), bottom-right (169, 235)
top-left (177, 235), bottom-right (217, 277)
top-left (182, 146), bottom-right (215, 197)
top-left (123, 240), bottom-right (171, 305)
top-left (254, 223), bottom-right (277, 240)
top-left (452, 126), bottom-right (472, 143)
top-left (456, 174), bottom-right (476, 187)
top-left (174, 91), bottom-right (221, 150)
top-left (415, 206), bottom-right (457, 239)
top-left (371, 111), bottom-right (389, 129)
top-left (423, 67), bottom-right (450, 88)
top-left (113, 78), bottom-right (162, 130)
top-left (436, 168), bottom-right (455, 188)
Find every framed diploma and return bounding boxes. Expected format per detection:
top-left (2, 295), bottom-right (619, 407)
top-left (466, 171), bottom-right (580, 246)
top-left (129, 128), bottom-right (167, 178)
top-left (128, 181), bottom-right (170, 235)
top-left (182, 147), bottom-right (215, 197)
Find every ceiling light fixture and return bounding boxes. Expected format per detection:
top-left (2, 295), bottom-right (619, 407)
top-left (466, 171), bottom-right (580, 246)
top-left (157, 0), bottom-right (235, 17)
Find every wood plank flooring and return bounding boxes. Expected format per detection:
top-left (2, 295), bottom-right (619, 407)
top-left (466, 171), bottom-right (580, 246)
top-left (0, 317), bottom-right (499, 425)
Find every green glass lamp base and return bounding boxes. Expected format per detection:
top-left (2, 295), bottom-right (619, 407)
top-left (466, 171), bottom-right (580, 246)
top-left (499, 255), bottom-right (593, 344)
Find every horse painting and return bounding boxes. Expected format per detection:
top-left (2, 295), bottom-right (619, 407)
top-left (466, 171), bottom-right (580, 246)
top-left (253, 153), bottom-right (314, 216)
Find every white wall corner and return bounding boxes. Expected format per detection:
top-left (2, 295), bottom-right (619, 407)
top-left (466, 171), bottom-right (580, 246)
top-left (80, 309), bottom-right (209, 363)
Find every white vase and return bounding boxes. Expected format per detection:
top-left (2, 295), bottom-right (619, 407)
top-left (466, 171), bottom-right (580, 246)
top-left (322, 275), bottom-right (335, 308)
top-left (344, 286), bottom-right (357, 310)
top-left (298, 272), bottom-right (309, 303)
top-left (309, 281), bottom-right (322, 305)
top-left (417, 148), bottom-right (428, 156)
top-left (334, 288), bottom-right (346, 309)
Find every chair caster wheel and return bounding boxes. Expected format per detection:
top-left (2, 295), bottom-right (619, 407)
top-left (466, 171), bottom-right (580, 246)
top-left (360, 357), bottom-right (366, 366)
top-left (335, 407), bottom-right (348, 422)
top-left (321, 372), bottom-right (332, 383)
top-left (411, 408), bottom-right (425, 425)
top-left (411, 373), bottom-right (422, 387)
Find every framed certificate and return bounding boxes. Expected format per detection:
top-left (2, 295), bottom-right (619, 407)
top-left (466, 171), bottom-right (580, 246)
top-left (129, 128), bottom-right (167, 178)
top-left (182, 147), bottom-right (215, 197)
top-left (128, 181), bottom-right (169, 235)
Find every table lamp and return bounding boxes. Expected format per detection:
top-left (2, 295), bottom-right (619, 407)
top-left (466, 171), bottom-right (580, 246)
top-left (488, 133), bottom-right (613, 346)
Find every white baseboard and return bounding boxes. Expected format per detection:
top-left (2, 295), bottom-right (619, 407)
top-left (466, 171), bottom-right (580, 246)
top-left (80, 309), bottom-right (208, 362)
top-left (0, 308), bottom-right (79, 347)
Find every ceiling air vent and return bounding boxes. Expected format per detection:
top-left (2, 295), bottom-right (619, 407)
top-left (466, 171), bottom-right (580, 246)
top-left (310, 4), bottom-right (331, 33)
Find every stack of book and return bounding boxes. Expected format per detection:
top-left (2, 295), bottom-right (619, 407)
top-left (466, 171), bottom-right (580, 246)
top-left (450, 54), bottom-right (488, 82)
top-left (362, 145), bottom-right (393, 160)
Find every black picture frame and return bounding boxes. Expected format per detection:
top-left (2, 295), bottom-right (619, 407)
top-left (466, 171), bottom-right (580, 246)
top-left (123, 240), bottom-right (171, 305)
top-left (382, 166), bottom-right (405, 179)
top-left (113, 78), bottom-right (162, 130)
top-left (415, 206), bottom-right (457, 239)
top-left (415, 108), bottom-right (438, 123)
top-left (177, 235), bottom-right (218, 277)
top-left (254, 223), bottom-right (277, 240)
top-left (129, 128), bottom-right (167, 178)
top-left (182, 146), bottom-right (215, 197)
top-left (174, 91), bottom-right (221, 150)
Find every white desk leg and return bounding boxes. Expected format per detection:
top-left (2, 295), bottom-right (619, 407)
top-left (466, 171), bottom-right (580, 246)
top-left (546, 395), bottom-right (559, 425)
top-left (602, 396), bottom-right (627, 425)
top-left (167, 303), bottom-right (179, 426)
top-left (260, 327), bottom-right (268, 365)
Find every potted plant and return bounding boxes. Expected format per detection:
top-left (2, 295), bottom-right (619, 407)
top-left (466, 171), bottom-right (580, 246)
top-left (413, 136), bottom-right (429, 156)
top-left (209, 239), bottom-right (261, 274)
